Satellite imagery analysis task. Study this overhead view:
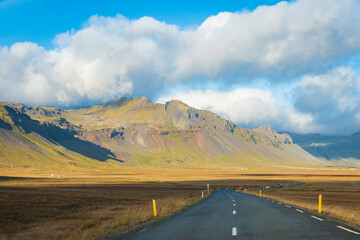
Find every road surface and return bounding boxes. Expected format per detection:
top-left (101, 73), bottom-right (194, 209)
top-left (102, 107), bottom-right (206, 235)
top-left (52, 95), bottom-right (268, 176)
top-left (120, 190), bottom-right (359, 240)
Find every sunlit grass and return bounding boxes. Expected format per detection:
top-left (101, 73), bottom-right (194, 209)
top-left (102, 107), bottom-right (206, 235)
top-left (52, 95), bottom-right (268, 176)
top-left (1, 168), bottom-right (359, 239)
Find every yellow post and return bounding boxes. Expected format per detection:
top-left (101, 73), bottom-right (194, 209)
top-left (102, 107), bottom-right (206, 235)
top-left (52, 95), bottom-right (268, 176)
top-left (202, 191), bottom-right (204, 198)
top-left (318, 194), bottom-right (322, 213)
top-left (208, 189), bottom-right (209, 194)
top-left (152, 199), bottom-right (157, 217)
top-left (259, 190), bottom-right (261, 197)
top-left (244, 189), bottom-right (246, 193)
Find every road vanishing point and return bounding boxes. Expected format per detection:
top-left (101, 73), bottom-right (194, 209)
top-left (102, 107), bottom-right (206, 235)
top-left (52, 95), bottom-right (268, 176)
top-left (121, 190), bottom-right (359, 240)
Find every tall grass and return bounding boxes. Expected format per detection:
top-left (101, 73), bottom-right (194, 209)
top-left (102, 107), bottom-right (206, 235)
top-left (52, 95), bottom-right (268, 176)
top-left (2, 185), bottom-right (207, 240)
top-left (69, 195), bottom-right (204, 240)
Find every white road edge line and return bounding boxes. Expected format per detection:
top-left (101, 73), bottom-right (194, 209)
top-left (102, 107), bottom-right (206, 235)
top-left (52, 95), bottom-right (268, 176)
top-left (278, 202), bottom-right (282, 205)
top-left (285, 205), bottom-right (291, 208)
top-left (311, 215), bottom-right (323, 221)
top-left (233, 210), bottom-right (236, 214)
top-left (232, 227), bottom-right (237, 236)
top-left (296, 209), bottom-right (304, 213)
top-left (138, 227), bottom-right (149, 233)
top-left (271, 200), bottom-right (275, 202)
top-left (337, 225), bottom-right (360, 235)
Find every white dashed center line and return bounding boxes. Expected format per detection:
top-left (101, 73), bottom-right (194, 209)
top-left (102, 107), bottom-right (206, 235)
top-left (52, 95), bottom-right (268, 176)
top-left (137, 227), bottom-right (149, 233)
top-left (278, 202), bottom-right (282, 205)
top-left (337, 226), bottom-right (360, 235)
top-left (285, 205), bottom-right (291, 208)
top-left (232, 227), bottom-right (237, 236)
top-left (233, 204), bottom-right (236, 206)
top-left (225, 192), bottom-right (234, 200)
top-left (311, 215), bottom-right (323, 221)
top-left (233, 210), bottom-right (236, 214)
top-left (296, 209), bottom-right (304, 213)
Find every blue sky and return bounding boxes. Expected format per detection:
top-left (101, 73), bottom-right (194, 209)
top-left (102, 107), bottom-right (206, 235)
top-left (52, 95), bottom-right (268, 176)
top-left (1, 0), bottom-right (360, 135)
top-left (0, 0), bottom-right (288, 47)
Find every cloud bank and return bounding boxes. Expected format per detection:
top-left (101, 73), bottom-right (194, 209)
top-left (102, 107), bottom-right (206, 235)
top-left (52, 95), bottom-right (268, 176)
top-left (0, 0), bottom-right (360, 134)
top-left (295, 67), bottom-right (360, 134)
top-left (158, 67), bottom-right (360, 135)
top-left (1, 0), bottom-right (360, 106)
top-left (157, 88), bottom-right (318, 134)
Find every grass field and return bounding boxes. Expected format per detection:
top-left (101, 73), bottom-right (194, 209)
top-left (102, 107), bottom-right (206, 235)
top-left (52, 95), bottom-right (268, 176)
top-left (1, 168), bottom-right (359, 239)
top-left (0, 180), bottom-right (211, 240)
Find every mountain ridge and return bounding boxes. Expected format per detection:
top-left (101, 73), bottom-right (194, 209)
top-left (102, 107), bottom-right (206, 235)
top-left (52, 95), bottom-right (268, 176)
top-left (0, 97), bottom-right (352, 170)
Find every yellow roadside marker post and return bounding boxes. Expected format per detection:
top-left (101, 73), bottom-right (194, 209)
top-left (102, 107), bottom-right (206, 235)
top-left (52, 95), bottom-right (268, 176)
top-left (202, 191), bottom-right (204, 198)
top-left (244, 189), bottom-right (246, 193)
top-left (318, 194), bottom-right (322, 213)
top-left (152, 199), bottom-right (157, 217)
top-left (259, 190), bottom-right (261, 197)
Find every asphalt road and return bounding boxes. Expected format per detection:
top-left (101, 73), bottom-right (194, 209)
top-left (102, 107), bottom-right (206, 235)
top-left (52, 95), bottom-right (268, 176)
top-left (121, 190), bottom-right (360, 240)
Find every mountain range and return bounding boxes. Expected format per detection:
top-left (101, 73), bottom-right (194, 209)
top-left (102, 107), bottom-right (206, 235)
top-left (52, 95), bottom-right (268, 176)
top-left (0, 97), bottom-right (358, 171)
top-left (287, 132), bottom-right (360, 165)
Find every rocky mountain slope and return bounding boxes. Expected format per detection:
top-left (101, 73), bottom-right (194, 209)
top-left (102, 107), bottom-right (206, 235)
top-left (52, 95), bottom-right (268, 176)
top-left (0, 104), bottom-right (123, 171)
top-left (0, 97), bottom-right (335, 170)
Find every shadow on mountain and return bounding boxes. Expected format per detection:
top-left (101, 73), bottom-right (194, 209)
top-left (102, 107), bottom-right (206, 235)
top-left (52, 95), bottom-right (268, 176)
top-left (0, 106), bottom-right (122, 162)
top-left (288, 132), bottom-right (360, 161)
top-left (0, 119), bottom-right (12, 130)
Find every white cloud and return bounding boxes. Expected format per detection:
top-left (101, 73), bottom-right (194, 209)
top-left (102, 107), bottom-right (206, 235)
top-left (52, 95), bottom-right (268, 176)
top-left (156, 88), bottom-right (318, 133)
top-left (1, 0), bottom-right (360, 107)
top-left (172, 0), bottom-right (360, 80)
top-left (294, 67), bottom-right (360, 135)
top-left (157, 66), bottom-right (360, 135)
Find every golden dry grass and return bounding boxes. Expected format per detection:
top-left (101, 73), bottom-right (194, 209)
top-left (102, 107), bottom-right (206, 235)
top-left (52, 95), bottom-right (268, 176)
top-left (0, 181), bottom-right (210, 240)
top-left (1, 167), bottom-right (359, 239)
top-left (3, 166), bottom-right (360, 184)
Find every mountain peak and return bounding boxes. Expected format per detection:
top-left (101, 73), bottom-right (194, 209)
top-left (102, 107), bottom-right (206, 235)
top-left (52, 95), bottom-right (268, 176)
top-left (256, 125), bottom-right (272, 132)
top-left (0, 101), bottom-right (25, 108)
top-left (164, 100), bottom-right (189, 111)
top-left (139, 96), bottom-right (150, 102)
top-left (254, 125), bottom-right (293, 144)
top-left (102, 97), bottom-right (130, 108)
top-left (100, 97), bottom-right (153, 110)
